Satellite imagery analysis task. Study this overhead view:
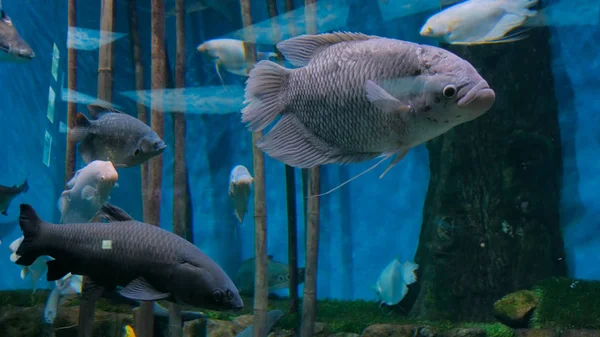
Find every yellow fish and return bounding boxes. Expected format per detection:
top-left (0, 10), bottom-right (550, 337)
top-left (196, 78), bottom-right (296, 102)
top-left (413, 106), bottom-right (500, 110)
top-left (123, 325), bottom-right (136, 337)
top-left (420, 0), bottom-right (538, 45)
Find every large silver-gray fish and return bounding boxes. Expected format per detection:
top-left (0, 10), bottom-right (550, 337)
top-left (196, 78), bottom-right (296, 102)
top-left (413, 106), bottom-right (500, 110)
top-left (0, 177), bottom-right (28, 216)
top-left (242, 32), bottom-right (495, 178)
top-left (13, 203), bottom-right (243, 312)
top-left (0, 10), bottom-right (34, 63)
top-left (70, 104), bottom-right (166, 168)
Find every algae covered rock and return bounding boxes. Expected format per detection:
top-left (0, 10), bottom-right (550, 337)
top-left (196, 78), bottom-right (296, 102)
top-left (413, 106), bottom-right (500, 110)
top-left (494, 290), bottom-right (539, 327)
top-left (515, 329), bottom-right (558, 337)
top-left (360, 324), bottom-right (418, 337)
top-left (438, 328), bottom-right (487, 337)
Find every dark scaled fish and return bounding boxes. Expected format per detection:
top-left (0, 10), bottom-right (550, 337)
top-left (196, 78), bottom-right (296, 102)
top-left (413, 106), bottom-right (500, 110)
top-left (0, 9), bottom-right (35, 63)
top-left (70, 104), bottom-right (167, 168)
top-left (234, 255), bottom-right (305, 296)
top-left (13, 203), bottom-right (243, 312)
top-left (242, 32), bottom-right (495, 179)
top-left (0, 177), bottom-right (28, 216)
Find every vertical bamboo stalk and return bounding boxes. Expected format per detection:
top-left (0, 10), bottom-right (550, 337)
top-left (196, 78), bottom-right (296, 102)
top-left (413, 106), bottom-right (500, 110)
top-left (128, 0), bottom-right (149, 211)
top-left (135, 0), bottom-right (166, 336)
top-left (169, 0), bottom-right (187, 335)
top-left (64, 0), bottom-right (77, 184)
top-left (240, 1), bottom-right (268, 336)
top-left (97, 0), bottom-right (115, 102)
top-left (301, 2), bottom-right (320, 336)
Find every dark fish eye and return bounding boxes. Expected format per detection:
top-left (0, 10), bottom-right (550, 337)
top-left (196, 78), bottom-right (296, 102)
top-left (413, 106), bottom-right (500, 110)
top-left (277, 275), bottom-right (284, 282)
top-left (213, 290), bottom-right (223, 302)
top-left (134, 149), bottom-right (141, 156)
top-left (442, 85), bottom-right (457, 98)
top-left (286, 274), bottom-right (290, 280)
top-left (226, 289), bottom-right (233, 300)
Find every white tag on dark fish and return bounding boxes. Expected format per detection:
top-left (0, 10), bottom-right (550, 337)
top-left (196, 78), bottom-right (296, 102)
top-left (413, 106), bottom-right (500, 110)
top-left (102, 240), bottom-right (112, 249)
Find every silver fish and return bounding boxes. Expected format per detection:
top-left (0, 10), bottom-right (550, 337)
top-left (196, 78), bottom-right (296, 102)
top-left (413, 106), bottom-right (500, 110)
top-left (58, 160), bottom-right (119, 224)
top-left (70, 104), bottom-right (166, 168)
top-left (241, 32), bottom-right (495, 178)
top-left (228, 165), bottom-right (254, 223)
top-left (0, 10), bottom-right (34, 63)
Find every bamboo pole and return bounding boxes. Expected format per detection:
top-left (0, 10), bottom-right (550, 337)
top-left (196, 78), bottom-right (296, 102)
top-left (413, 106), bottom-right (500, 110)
top-left (239, 0), bottom-right (268, 336)
top-left (64, 0), bottom-right (77, 185)
top-left (300, 2), bottom-right (320, 336)
top-left (168, 0), bottom-right (187, 334)
top-left (135, 0), bottom-right (167, 335)
top-left (128, 0), bottom-right (150, 209)
top-left (77, 1), bottom-right (116, 336)
top-left (267, 0), bottom-right (300, 315)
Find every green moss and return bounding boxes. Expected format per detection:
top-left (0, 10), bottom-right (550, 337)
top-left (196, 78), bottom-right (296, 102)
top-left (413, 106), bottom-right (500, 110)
top-left (531, 277), bottom-right (600, 329)
top-left (0, 290), bottom-right (49, 307)
top-left (463, 323), bottom-right (515, 337)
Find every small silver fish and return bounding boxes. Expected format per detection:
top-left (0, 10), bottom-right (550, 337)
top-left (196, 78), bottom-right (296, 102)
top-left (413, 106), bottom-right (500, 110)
top-left (241, 32), bottom-right (495, 182)
top-left (197, 39), bottom-right (278, 85)
top-left (373, 256), bottom-right (418, 306)
top-left (70, 104), bottom-right (166, 168)
top-left (419, 0), bottom-right (538, 45)
top-left (0, 176), bottom-right (28, 216)
top-left (0, 10), bottom-right (35, 63)
top-left (58, 160), bottom-right (119, 224)
top-left (234, 255), bottom-right (306, 296)
top-left (228, 165), bottom-right (253, 223)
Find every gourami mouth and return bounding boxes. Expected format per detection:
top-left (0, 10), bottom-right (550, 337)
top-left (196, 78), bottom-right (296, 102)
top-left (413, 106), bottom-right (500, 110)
top-left (457, 80), bottom-right (495, 109)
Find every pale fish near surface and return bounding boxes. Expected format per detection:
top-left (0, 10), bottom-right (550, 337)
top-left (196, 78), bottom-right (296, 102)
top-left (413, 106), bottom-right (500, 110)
top-left (420, 0), bottom-right (539, 45)
top-left (373, 256), bottom-right (418, 306)
top-left (58, 160), bottom-right (119, 224)
top-left (69, 104), bottom-right (166, 168)
top-left (197, 38), bottom-right (278, 85)
top-left (228, 165), bottom-right (254, 224)
top-left (241, 32), bottom-right (495, 193)
top-left (0, 9), bottom-right (35, 63)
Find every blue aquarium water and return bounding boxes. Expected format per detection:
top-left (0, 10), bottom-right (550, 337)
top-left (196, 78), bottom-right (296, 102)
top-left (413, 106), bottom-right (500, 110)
top-left (0, 0), bottom-right (599, 336)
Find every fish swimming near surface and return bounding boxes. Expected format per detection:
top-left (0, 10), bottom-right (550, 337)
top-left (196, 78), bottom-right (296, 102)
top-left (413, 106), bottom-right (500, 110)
top-left (70, 104), bottom-right (167, 168)
top-left (372, 256), bottom-right (418, 307)
top-left (0, 176), bottom-right (28, 216)
top-left (8, 236), bottom-right (52, 291)
top-left (228, 165), bottom-right (254, 223)
top-left (419, 0), bottom-right (538, 45)
top-left (241, 32), bottom-right (495, 192)
top-left (12, 203), bottom-right (243, 312)
top-left (234, 255), bottom-right (306, 296)
top-left (0, 9), bottom-right (35, 62)
top-left (58, 160), bottom-right (119, 224)
top-left (197, 38), bottom-right (278, 85)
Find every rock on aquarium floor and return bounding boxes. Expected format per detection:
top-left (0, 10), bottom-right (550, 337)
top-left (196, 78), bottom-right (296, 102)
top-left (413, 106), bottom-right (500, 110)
top-left (0, 277), bottom-right (599, 337)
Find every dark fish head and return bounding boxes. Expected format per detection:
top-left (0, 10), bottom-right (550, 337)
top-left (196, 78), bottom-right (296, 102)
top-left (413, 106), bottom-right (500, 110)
top-left (415, 46), bottom-right (495, 125)
top-left (0, 10), bottom-right (35, 63)
top-left (127, 135), bottom-right (166, 166)
top-left (172, 262), bottom-right (244, 311)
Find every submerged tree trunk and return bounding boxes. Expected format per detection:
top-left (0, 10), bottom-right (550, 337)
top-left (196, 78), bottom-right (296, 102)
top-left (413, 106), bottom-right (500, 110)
top-left (408, 22), bottom-right (567, 321)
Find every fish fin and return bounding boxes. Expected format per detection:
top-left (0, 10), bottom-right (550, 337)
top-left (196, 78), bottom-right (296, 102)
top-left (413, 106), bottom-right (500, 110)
top-left (241, 60), bottom-right (291, 132)
top-left (81, 277), bottom-right (106, 301)
top-left (14, 204), bottom-right (44, 266)
top-left (378, 149), bottom-right (410, 179)
top-left (365, 80), bottom-right (412, 116)
top-left (310, 154), bottom-right (393, 197)
top-left (276, 32), bottom-right (377, 67)
top-left (46, 260), bottom-right (70, 281)
top-left (120, 277), bottom-right (171, 301)
top-left (450, 27), bottom-right (532, 46)
top-left (65, 170), bottom-right (81, 189)
top-left (20, 267), bottom-right (29, 279)
top-left (57, 191), bottom-right (70, 223)
top-left (78, 139), bottom-right (94, 164)
top-left (215, 62), bottom-right (226, 87)
top-left (98, 203), bottom-right (134, 222)
top-left (69, 113), bottom-right (91, 143)
top-left (257, 114), bottom-right (356, 169)
top-left (113, 182), bottom-right (119, 188)
top-left (88, 104), bottom-right (123, 119)
top-left (81, 185), bottom-right (97, 201)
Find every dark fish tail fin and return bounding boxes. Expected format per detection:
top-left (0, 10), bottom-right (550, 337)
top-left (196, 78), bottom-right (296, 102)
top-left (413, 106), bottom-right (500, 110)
top-left (20, 174), bottom-right (29, 193)
top-left (241, 60), bottom-right (291, 132)
top-left (70, 113), bottom-right (91, 143)
top-left (15, 204), bottom-right (45, 266)
top-left (98, 203), bottom-right (134, 222)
